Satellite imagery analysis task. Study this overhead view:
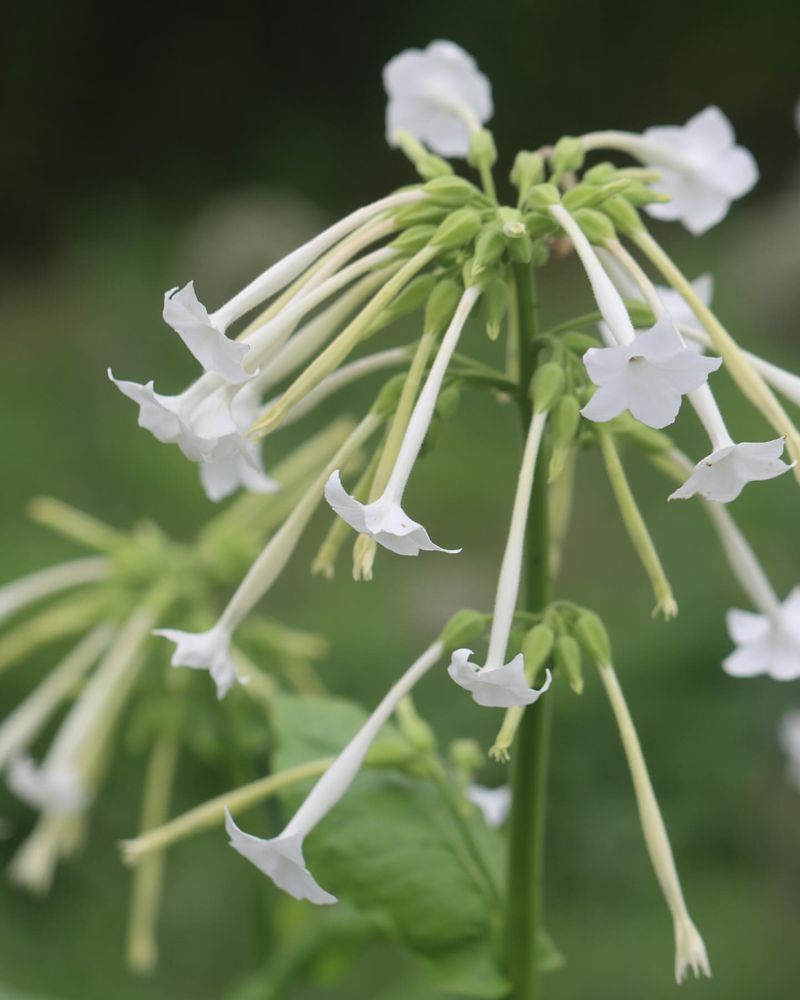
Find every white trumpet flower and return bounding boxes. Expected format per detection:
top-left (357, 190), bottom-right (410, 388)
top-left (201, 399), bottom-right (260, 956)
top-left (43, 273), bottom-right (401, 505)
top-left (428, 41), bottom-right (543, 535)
top-left (324, 285), bottom-right (480, 555)
top-left (383, 40), bottom-right (492, 157)
top-left (723, 589), bottom-right (800, 680)
top-left (582, 106), bottom-right (758, 235)
top-left (157, 414), bottom-right (380, 696)
top-left (581, 317), bottom-right (721, 429)
top-left (449, 408), bottom-right (553, 708)
top-left (225, 640), bottom-right (443, 903)
top-left (670, 438), bottom-right (792, 503)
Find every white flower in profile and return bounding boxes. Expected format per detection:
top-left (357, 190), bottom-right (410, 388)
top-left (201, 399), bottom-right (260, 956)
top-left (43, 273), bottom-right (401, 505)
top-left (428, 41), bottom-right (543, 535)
top-left (7, 756), bottom-right (85, 815)
top-left (225, 641), bottom-right (443, 903)
top-left (723, 588), bottom-right (800, 680)
top-left (642, 106), bottom-right (759, 235)
top-left (383, 40), bottom-right (493, 157)
top-left (779, 712), bottom-right (800, 790)
top-left (466, 784), bottom-right (511, 828)
top-left (163, 282), bottom-right (252, 383)
top-left (324, 286), bottom-right (480, 555)
top-left (581, 316), bottom-right (722, 429)
top-left (154, 625), bottom-right (243, 699)
top-left (108, 371), bottom-right (209, 462)
top-left (670, 438), bottom-right (793, 503)
top-left (449, 649), bottom-right (552, 708)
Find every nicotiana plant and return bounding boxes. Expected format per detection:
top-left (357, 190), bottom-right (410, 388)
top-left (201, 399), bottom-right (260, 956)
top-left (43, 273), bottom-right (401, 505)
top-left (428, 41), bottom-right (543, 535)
top-left (2, 37), bottom-right (799, 999)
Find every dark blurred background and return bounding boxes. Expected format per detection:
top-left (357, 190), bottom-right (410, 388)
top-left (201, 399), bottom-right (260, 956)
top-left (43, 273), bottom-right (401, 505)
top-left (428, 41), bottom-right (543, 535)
top-left (1, 2), bottom-right (800, 998)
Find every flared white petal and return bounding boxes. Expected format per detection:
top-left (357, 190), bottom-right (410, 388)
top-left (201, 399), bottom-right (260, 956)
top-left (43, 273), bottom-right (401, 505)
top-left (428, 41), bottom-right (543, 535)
top-left (723, 588), bottom-right (800, 680)
top-left (163, 282), bottom-right (252, 383)
top-left (154, 625), bottom-right (242, 699)
top-left (448, 649), bottom-right (552, 708)
top-left (467, 784), bottom-right (511, 828)
top-left (224, 810), bottom-right (336, 905)
top-left (670, 439), bottom-right (792, 502)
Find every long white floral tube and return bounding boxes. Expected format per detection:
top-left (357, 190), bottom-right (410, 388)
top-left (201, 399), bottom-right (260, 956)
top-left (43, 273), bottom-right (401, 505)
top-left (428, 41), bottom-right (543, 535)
top-left (210, 189), bottom-right (425, 331)
top-left (0, 557), bottom-right (109, 627)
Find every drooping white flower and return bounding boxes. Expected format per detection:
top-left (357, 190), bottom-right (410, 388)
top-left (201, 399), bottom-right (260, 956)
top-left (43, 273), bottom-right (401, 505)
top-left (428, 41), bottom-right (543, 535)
top-left (466, 784), bottom-right (511, 828)
top-left (7, 756), bottom-right (85, 815)
top-left (670, 438), bottom-right (792, 503)
top-left (449, 649), bottom-right (552, 708)
top-left (383, 40), bottom-right (492, 158)
top-left (324, 285), bottom-right (480, 555)
top-left (225, 640), bottom-right (443, 903)
top-left (642, 107), bottom-right (759, 235)
top-left (448, 408), bottom-right (553, 709)
top-left (722, 588), bottom-right (800, 680)
top-left (153, 625), bottom-right (242, 700)
top-left (163, 283), bottom-right (252, 383)
top-left (156, 414), bottom-right (380, 695)
top-left (581, 316), bottom-right (722, 429)
top-left (779, 712), bottom-right (800, 790)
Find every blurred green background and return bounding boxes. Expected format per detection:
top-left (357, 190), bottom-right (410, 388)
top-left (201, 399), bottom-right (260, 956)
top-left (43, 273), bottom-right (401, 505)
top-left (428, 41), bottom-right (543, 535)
top-left (2, 1), bottom-right (800, 997)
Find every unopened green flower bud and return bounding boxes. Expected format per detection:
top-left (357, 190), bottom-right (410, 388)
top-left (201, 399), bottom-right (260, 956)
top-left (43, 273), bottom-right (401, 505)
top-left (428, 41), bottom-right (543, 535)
top-left (431, 208), bottom-right (482, 250)
top-left (467, 128), bottom-right (498, 169)
top-left (563, 331), bottom-right (602, 352)
top-left (507, 233), bottom-right (534, 264)
top-left (562, 185), bottom-right (605, 211)
top-left (548, 395), bottom-right (581, 481)
top-left (530, 362), bottom-right (564, 413)
top-left (483, 278), bottom-right (509, 341)
top-left (530, 239), bottom-right (550, 268)
top-left (602, 195), bottom-right (644, 236)
top-left (448, 738), bottom-right (484, 778)
top-left (510, 150), bottom-right (545, 197)
top-left (425, 175), bottom-right (483, 206)
top-left (573, 208), bottom-right (616, 245)
top-left (526, 183), bottom-right (561, 210)
top-left (623, 182), bottom-right (671, 208)
top-left (372, 373), bottom-right (408, 418)
top-left (393, 201), bottom-right (449, 228)
top-left (395, 696), bottom-right (437, 754)
top-left (625, 300), bottom-right (656, 328)
top-left (583, 162), bottom-right (617, 185)
top-left (554, 634), bottom-right (584, 694)
top-left (380, 274), bottom-right (437, 322)
top-left (392, 129), bottom-right (454, 180)
top-left (391, 224), bottom-right (436, 254)
top-left (522, 212), bottom-right (559, 238)
top-left (424, 278), bottom-right (462, 336)
top-left (439, 609), bottom-right (489, 654)
top-left (574, 611), bottom-right (612, 667)
top-left (420, 414), bottom-right (441, 456)
top-left (521, 624), bottom-right (555, 675)
top-left (473, 226), bottom-right (506, 274)
top-left (435, 384), bottom-right (461, 420)
top-left (551, 136), bottom-right (585, 179)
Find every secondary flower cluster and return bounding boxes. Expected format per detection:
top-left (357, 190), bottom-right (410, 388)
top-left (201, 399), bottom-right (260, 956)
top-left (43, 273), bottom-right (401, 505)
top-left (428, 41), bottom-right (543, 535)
top-left (2, 36), bottom-right (798, 988)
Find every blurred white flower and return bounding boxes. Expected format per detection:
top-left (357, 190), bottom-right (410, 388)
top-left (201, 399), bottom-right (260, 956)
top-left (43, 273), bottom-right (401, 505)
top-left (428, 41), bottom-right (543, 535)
top-left (383, 40), bottom-right (492, 157)
top-left (467, 784), bottom-right (511, 828)
top-left (581, 317), bottom-right (722, 428)
top-left (642, 107), bottom-right (759, 235)
top-left (670, 438), bottom-right (792, 503)
top-left (7, 756), bottom-right (85, 815)
top-left (723, 588), bottom-right (800, 680)
top-left (154, 625), bottom-right (242, 700)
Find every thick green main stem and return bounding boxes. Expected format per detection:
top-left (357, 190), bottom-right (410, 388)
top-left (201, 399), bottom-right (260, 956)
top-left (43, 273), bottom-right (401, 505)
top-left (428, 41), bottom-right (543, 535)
top-left (505, 265), bottom-right (552, 1000)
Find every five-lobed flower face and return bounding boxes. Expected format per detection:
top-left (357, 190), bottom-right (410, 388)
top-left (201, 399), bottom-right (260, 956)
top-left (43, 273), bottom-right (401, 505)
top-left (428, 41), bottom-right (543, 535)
top-left (642, 106), bottom-right (759, 236)
top-left (448, 649), bottom-right (552, 708)
top-left (670, 438), bottom-right (793, 503)
top-left (581, 316), bottom-right (722, 429)
top-left (723, 588), bottom-right (800, 680)
top-left (154, 625), bottom-right (243, 699)
top-left (383, 40), bottom-right (492, 157)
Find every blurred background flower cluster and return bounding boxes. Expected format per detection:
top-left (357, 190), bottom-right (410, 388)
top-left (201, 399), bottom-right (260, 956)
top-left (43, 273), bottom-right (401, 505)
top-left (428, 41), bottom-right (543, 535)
top-left (1, 2), bottom-right (799, 997)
